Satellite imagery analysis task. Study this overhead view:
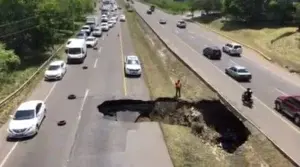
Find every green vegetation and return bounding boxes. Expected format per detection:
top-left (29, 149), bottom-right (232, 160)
top-left (0, 0), bottom-right (96, 101)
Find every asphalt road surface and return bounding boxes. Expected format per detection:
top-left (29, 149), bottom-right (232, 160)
top-left (0, 7), bottom-right (172, 167)
top-left (133, 2), bottom-right (300, 165)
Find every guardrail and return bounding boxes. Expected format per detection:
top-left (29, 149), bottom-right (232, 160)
top-left (0, 44), bottom-right (65, 110)
top-left (133, 7), bottom-right (299, 167)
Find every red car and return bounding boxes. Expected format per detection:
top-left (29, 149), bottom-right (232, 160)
top-left (275, 95), bottom-right (300, 125)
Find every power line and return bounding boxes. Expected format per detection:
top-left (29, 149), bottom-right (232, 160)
top-left (0, 25), bottom-right (38, 39)
top-left (0, 16), bottom-right (38, 29)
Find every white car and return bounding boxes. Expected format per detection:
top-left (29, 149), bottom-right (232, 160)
top-left (124, 55), bottom-right (142, 77)
top-left (81, 25), bottom-right (91, 35)
top-left (86, 36), bottom-right (98, 47)
top-left (108, 20), bottom-right (114, 28)
top-left (7, 100), bottom-right (47, 139)
top-left (225, 65), bottom-right (252, 82)
top-left (101, 16), bottom-right (109, 22)
top-left (101, 23), bottom-right (109, 31)
top-left (110, 18), bottom-right (117, 25)
top-left (120, 15), bottom-right (126, 22)
top-left (222, 43), bottom-right (243, 56)
top-left (92, 26), bottom-right (102, 37)
top-left (44, 60), bottom-right (67, 80)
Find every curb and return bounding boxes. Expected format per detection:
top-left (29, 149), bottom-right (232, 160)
top-left (195, 22), bottom-right (273, 61)
top-left (134, 9), bottom-right (299, 167)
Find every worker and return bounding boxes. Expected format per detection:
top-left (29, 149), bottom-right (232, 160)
top-left (175, 79), bottom-right (181, 98)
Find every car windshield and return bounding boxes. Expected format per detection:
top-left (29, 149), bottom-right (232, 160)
top-left (127, 60), bottom-right (139, 65)
top-left (14, 110), bottom-right (35, 120)
top-left (87, 38), bottom-right (94, 41)
top-left (101, 23), bottom-right (107, 26)
top-left (48, 65), bottom-right (60, 71)
top-left (94, 28), bottom-right (100, 31)
top-left (82, 27), bottom-right (89, 30)
top-left (77, 33), bottom-right (85, 38)
top-left (234, 45), bottom-right (241, 49)
top-left (68, 48), bottom-right (81, 54)
top-left (237, 69), bottom-right (248, 73)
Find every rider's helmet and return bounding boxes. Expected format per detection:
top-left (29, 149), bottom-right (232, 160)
top-left (247, 88), bottom-right (252, 92)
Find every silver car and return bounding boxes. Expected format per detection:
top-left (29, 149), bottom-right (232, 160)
top-left (225, 65), bottom-right (252, 82)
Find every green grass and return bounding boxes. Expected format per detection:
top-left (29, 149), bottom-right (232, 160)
top-left (196, 18), bottom-right (300, 72)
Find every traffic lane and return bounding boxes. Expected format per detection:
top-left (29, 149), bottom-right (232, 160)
top-left (153, 16), bottom-right (300, 102)
top-left (67, 22), bottom-right (139, 167)
top-left (0, 77), bottom-right (57, 166)
top-left (2, 45), bottom-right (99, 167)
top-left (170, 30), bottom-right (292, 107)
top-left (150, 5), bottom-right (300, 89)
top-left (88, 23), bottom-right (124, 99)
top-left (67, 96), bottom-right (138, 167)
top-left (137, 8), bottom-right (300, 163)
top-left (119, 16), bottom-right (150, 100)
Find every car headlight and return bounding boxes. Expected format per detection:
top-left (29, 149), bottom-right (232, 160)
top-left (26, 125), bottom-right (36, 132)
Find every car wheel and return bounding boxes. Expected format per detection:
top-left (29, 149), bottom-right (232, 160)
top-left (294, 115), bottom-right (300, 125)
top-left (275, 102), bottom-right (281, 111)
top-left (222, 47), bottom-right (225, 52)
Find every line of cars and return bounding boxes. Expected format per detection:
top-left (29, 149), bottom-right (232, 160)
top-left (6, 1), bottom-right (128, 140)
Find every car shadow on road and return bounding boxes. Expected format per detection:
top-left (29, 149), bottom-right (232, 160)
top-left (97, 97), bottom-right (250, 153)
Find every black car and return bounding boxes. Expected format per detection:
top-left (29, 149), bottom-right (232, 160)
top-left (203, 46), bottom-right (222, 60)
top-left (147, 10), bottom-right (152, 14)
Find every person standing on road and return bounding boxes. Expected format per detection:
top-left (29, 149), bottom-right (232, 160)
top-left (175, 79), bottom-right (181, 98)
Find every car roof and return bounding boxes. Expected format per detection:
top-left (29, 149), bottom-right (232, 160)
top-left (126, 55), bottom-right (139, 60)
top-left (231, 65), bottom-right (246, 70)
top-left (82, 25), bottom-right (90, 28)
top-left (87, 36), bottom-right (95, 39)
top-left (17, 100), bottom-right (43, 111)
top-left (49, 60), bottom-right (64, 66)
top-left (208, 46), bottom-right (220, 50)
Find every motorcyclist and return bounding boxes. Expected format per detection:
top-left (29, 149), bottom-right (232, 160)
top-left (243, 88), bottom-right (253, 102)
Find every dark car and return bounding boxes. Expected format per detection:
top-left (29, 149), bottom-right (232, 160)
top-left (275, 95), bottom-right (300, 125)
top-left (176, 20), bottom-right (186, 28)
top-left (150, 5), bottom-right (155, 12)
top-left (147, 10), bottom-right (152, 14)
top-left (203, 46), bottom-right (221, 59)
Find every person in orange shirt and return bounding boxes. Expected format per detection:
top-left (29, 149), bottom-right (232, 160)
top-left (175, 79), bottom-right (181, 98)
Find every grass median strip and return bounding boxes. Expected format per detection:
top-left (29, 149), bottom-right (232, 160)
top-left (122, 4), bottom-right (296, 167)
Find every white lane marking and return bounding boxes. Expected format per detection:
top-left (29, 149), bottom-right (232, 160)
top-left (175, 30), bottom-right (179, 34)
top-left (44, 83), bottom-right (58, 101)
top-left (190, 35), bottom-right (195, 39)
top-left (204, 44), bottom-right (208, 47)
top-left (275, 88), bottom-right (288, 95)
top-left (230, 59), bottom-right (238, 65)
top-left (0, 143), bottom-right (18, 167)
top-left (102, 36), bottom-right (105, 40)
top-left (160, 25), bottom-right (164, 28)
top-left (98, 47), bottom-right (102, 53)
top-left (0, 82), bottom-right (58, 167)
top-left (93, 58), bottom-right (98, 68)
top-left (80, 89), bottom-right (89, 115)
top-left (169, 31), bottom-right (300, 133)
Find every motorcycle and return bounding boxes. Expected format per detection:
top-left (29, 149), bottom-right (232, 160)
top-left (242, 93), bottom-right (253, 108)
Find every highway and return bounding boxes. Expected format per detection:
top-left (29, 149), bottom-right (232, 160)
top-left (0, 7), bottom-right (173, 167)
top-left (133, 2), bottom-right (300, 165)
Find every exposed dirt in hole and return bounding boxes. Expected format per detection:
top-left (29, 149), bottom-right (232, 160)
top-left (97, 98), bottom-right (250, 153)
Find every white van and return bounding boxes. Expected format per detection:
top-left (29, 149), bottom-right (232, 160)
top-left (66, 39), bottom-right (87, 64)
